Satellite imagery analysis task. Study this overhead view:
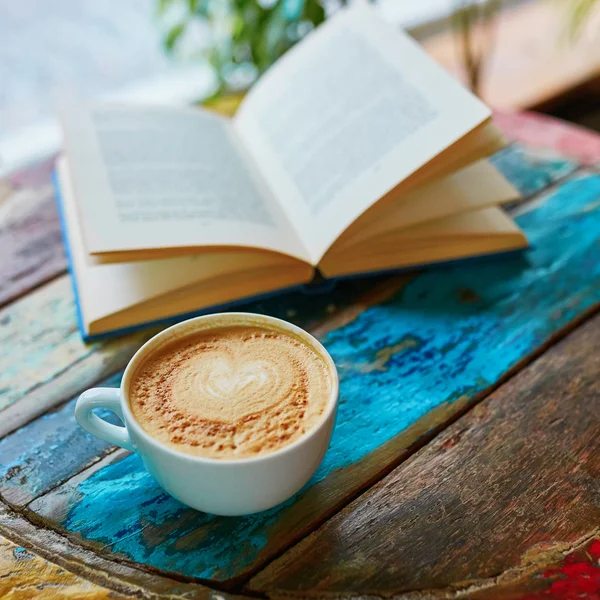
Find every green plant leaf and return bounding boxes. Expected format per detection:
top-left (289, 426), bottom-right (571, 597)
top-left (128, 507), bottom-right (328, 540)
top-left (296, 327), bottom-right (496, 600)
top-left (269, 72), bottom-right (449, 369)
top-left (165, 22), bottom-right (186, 51)
top-left (303, 0), bottom-right (325, 24)
top-left (157, 0), bottom-right (176, 14)
top-left (158, 0), bottom-right (334, 90)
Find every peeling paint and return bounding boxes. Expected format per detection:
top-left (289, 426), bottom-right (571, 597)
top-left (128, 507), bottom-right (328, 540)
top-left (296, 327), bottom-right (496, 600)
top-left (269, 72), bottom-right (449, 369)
top-left (39, 172), bottom-right (600, 582)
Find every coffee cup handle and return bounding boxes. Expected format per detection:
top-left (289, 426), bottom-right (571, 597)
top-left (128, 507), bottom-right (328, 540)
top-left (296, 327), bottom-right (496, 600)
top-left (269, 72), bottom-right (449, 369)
top-left (75, 388), bottom-right (134, 452)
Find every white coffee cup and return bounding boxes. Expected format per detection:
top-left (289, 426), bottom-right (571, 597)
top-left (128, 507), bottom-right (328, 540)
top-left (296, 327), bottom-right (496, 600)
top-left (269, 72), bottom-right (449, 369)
top-left (75, 313), bottom-right (339, 516)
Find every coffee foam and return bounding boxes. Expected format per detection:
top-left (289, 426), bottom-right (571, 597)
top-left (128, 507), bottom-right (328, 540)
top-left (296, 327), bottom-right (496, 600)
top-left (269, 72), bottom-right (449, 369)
top-left (129, 324), bottom-right (332, 459)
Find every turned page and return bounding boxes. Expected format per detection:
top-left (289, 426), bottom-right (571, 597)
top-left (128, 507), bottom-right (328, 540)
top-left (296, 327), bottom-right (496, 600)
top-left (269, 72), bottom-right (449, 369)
top-left (233, 1), bottom-right (491, 263)
top-left (60, 102), bottom-right (309, 261)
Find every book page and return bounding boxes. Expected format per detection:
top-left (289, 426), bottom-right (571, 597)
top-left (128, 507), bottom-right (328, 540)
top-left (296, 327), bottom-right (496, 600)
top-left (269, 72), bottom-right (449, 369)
top-left (61, 103), bottom-right (309, 261)
top-left (333, 161), bottom-right (519, 250)
top-left (319, 207), bottom-right (527, 278)
top-left (234, 1), bottom-right (490, 263)
top-left (57, 158), bottom-right (312, 334)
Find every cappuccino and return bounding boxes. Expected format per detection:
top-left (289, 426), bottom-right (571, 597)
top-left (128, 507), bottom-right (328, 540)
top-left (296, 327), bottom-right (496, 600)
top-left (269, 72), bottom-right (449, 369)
top-left (129, 324), bottom-right (332, 459)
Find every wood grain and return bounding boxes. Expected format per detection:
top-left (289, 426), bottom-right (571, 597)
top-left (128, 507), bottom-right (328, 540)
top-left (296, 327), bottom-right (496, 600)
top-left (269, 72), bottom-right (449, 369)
top-left (0, 114), bottom-right (596, 595)
top-left (0, 534), bottom-right (135, 599)
top-left (489, 144), bottom-right (576, 202)
top-left (0, 271), bottom-right (391, 440)
top-left (0, 276), bottom-right (152, 438)
top-left (0, 373), bottom-right (122, 507)
top-left (0, 143), bottom-right (576, 423)
top-left (470, 538), bottom-right (600, 599)
top-left (248, 312), bottom-right (600, 597)
top-left (0, 501), bottom-right (242, 599)
top-left (494, 111), bottom-right (600, 166)
top-left (27, 171), bottom-right (600, 586)
top-left (0, 158), bottom-right (65, 309)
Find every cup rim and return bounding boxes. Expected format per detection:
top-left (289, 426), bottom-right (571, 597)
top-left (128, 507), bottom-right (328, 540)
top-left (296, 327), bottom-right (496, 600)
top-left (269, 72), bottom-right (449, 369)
top-left (120, 312), bottom-right (339, 465)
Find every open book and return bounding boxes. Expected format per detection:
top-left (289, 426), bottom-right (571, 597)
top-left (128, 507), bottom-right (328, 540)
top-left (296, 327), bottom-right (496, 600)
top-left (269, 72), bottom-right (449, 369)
top-left (56, 1), bottom-right (527, 340)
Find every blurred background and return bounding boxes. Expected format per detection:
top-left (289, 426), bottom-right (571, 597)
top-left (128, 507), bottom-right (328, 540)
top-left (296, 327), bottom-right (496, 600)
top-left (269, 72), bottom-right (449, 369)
top-left (1, 0), bottom-right (599, 176)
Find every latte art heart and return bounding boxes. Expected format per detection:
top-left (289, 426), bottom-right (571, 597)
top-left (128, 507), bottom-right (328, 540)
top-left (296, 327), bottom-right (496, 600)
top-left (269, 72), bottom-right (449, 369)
top-left (130, 325), bottom-right (332, 459)
top-left (176, 353), bottom-right (291, 422)
top-left (204, 358), bottom-right (275, 399)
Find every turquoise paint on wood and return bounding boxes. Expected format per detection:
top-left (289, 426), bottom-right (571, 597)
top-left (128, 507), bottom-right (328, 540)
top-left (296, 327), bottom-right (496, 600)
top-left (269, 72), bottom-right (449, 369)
top-left (0, 274), bottom-right (369, 415)
top-left (0, 143), bottom-right (575, 416)
top-left (34, 173), bottom-right (600, 582)
top-left (490, 145), bottom-right (577, 198)
top-left (0, 373), bottom-right (123, 506)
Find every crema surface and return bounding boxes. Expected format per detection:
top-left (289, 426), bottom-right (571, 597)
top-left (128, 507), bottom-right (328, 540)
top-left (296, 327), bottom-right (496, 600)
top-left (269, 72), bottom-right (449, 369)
top-left (129, 325), bottom-right (332, 459)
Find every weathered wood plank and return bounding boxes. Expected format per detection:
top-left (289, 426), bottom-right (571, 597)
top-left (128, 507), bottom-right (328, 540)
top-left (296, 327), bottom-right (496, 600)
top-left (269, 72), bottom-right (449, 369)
top-left (0, 143), bottom-right (578, 428)
top-left (454, 538), bottom-right (600, 600)
top-left (0, 134), bottom-right (581, 433)
top-left (494, 111), bottom-right (600, 166)
top-left (0, 275), bottom-right (395, 438)
top-left (248, 313), bottom-right (600, 598)
top-left (24, 450), bottom-right (130, 521)
top-left (489, 144), bottom-right (577, 201)
top-left (0, 276), bottom-right (151, 436)
top-left (471, 538), bottom-right (600, 600)
top-left (0, 157), bottom-right (65, 309)
top-left (5, 156), bottom-right (56, 189)
top-left (0, 533), bottom-right (135, 599)
top-left (28, 172), bottom-right (600, 585)
top-left (0, 374), bottom-right (122, 507)
top-left (0, 502), bottom-right (241, 599)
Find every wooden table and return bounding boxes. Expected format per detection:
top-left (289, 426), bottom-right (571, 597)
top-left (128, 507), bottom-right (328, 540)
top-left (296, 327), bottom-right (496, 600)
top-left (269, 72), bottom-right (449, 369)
top-left (1, 111), bottom-right (600, 599)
